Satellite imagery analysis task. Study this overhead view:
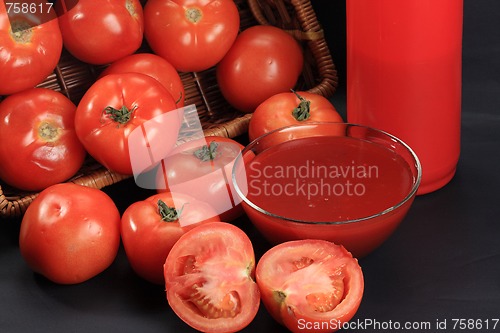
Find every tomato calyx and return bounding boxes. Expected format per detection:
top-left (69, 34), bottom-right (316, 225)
top-left (291, 90), bottom-right (312, 121)
top-left (101, 105), bottom-right (137, 126)
top-left (125, 0), bottom-right (139, 17)
top-left (193, 141), bottom-right (218, 161)
top-left (157, 199), bottom-right (184, 222)
top-left (273, 290), bottom-right (287, 304)
top-left (38, 121), bottom-right (61, 142)
top-left (185, 7), bottom-right (203, 24)
top-left (10, 20), bottom-right (33, 43)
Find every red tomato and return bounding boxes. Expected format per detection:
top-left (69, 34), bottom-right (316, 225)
top-left (121, 192), bottom-right (220, 285)
top-left (144, 0), bottom-right (240, 72)
top-left (75, 73), bottom-right (181, 175)
top-left (216, 25), bottom-right (304, 113)
top-left (248, 90), bottom-right (344, 142)
top-left (19, 183), bottom-right (121, 284)
top-left (164, 222), bottom-right (260, 333)
top-left (57, 0), bottom-right (143, 65)
top-left (100, 53), bottom-right (186, 107)
top-left (156, 136), bottom-right (246, 222)
top-left (0, 88), bottom-right (86, 191)
top-left (0, 1), bottom-right (62, 95)
top-left (256, 240), bottom-right (364, 333)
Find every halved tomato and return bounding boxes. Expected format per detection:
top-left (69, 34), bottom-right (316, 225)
top-left (163, 222), bottom-right (260, 333)
top-left (256, 240), bottom-right (364, 333)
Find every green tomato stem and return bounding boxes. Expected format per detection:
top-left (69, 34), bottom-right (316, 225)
top-left (193, 141), bottom-right (218, 161)
top-left (291, 90), bottom-right (312, 121)
top-left (157, 199), bottom-right (183, 222)
top-left (101, 105), bottom-right (137, 125)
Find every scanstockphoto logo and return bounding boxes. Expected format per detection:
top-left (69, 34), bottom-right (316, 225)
top-left (127, 104), bottom-right (243, 226)
top-left (247, 159), bottom-right (380, 200)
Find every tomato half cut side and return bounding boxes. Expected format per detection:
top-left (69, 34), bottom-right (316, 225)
top-left (164, 222), bottom-right (260, 333)
top-left (256, 240), bottom-right (364, 333)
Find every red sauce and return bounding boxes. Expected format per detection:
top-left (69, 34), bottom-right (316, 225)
top-left (236, 135), bottom-right (417, 257)
top-left (244, 136), bottom-right (413, 222)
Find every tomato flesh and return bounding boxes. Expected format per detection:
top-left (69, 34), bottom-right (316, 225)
top-left (164, 222), bottom-right (260, 332)
top-left (256, 240), bottom-right (364, 333)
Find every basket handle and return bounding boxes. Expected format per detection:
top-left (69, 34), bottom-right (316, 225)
top-left (248, 0), bottom-right (322, 41)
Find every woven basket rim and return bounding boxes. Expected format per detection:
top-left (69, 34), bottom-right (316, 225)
top-left (0, 0), bottom-right (338, 219)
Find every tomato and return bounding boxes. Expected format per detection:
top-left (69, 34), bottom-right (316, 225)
top-left (156, 136), bottom-right (247, 222)
top-left (144, 0), bottom-right (240, 72)
top-left (19, 183), bottom-right (121, 285)
top-left (121, 192), bottom-right (220, 285)
top-left (75, 73), bottom-right (181, 175)
top-left (256, 240), bottom-right (364, 333)
top-left (248, 90), bottom-right (344, 142)
top-left (0, 88), bottom-right (86, 191)
top-left (0, 0), bottom-right (62, 95)
top-left (56, 0), bottom-right (143, 65)
top-left (216, 25), bottom-right (304, 113)
top-left (164, 222), bottom-right (260, 333)
top-left (100, 53), bottom-right (186, 107)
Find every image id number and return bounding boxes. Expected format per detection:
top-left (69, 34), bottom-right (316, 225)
top-left (5, 2), bottom-right (54, 14)
top-left (452, 319), bottom-right (499, 330)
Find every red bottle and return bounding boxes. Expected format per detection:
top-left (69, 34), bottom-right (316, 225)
top-left (346, 0), bottom-right (463, 194)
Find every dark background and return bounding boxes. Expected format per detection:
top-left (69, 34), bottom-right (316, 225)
top-left (1, 1), bottom-right (500, 332)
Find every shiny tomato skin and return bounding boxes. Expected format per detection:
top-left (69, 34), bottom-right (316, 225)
top-left (0, 88), bottom-right (86, 191)
top-left (19, 183), bottom-right (121, 285)
top-left (164, 222), bottom-right (260, 333)
top-left (100, 53), bottom-right (186, 107)
top-left (144, 0), bottom-right (240, 72)
top-left (156, 136), bottom-right (246, 222)
top-left (121, 192), bottom-right (220, 285)
top-left (0, 1), bottom-right (62, 95)
top-left (248, 91), bottom-right (344, 142)
top-left (216, 25), bottom-right (304, 113)
top-left (57, 0), bottom-right (143, 65)
top-left (75, 73), bottom-right (180, 175)
top-left (256, 240), bottom-right (364, 333)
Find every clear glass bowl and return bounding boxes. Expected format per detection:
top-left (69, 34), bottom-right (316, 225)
top-left (232, 122), bottom-right (421, 257)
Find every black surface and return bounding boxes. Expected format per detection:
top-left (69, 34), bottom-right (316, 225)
top-left (1, 1), bottom-right (500, 332)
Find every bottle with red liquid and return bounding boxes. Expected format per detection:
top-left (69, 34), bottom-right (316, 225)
top-left (346, 0), bottom-right (463, 195)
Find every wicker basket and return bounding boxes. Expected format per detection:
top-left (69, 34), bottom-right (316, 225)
top-left (0, 0), bottom-right (338, 218)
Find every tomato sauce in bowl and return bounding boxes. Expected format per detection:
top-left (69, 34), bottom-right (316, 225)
top-left (232, 123), bottom-right (421, 258)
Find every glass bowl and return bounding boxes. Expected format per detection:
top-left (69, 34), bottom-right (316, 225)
top-left (232, 122), bottom-right (421, 257)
